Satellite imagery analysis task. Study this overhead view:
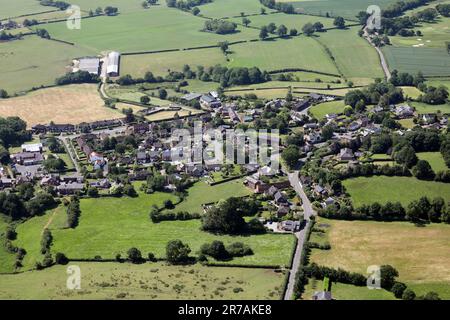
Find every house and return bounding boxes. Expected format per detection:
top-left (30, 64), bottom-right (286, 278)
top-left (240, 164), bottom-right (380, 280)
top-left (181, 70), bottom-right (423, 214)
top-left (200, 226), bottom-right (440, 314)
top-left (106, 51), bottom-right (120, 77)
top-left (57, 182), bottom-right (85, 195)
top-left (48, 123), bottom-right (76, 133)
top-left (339, 148), bottom-right (355, 161)
top-left (136, 152), bottom-right (151, 164)
top-left (395, 105), bottom-right (414, 118)
top-left (299, 175), bottom-right (312, 186)
top-left (265, 185), bottom-right (279, 197)
top-left (89, 179), bottom-right (111, 189)
top-left (40, 174), bottom-right (60, 186)
top-left (280, 220), bottom-right (300, 232)
top-left (348, 121), bottom-right (361, 132)
top-left (244, 176), bottom-right (266, 193)
top-left (61, 174), bottom-right (84, 184)
top-left (0, 177), bottom-right (14, 189)
top-left (306, 132), bottom-right (322, 144)
top-left (78, 57), bottom-right (100, 75)
top-left (185, 164), bottom-right (203, 177)
top-left (322, 197), bottom-right (335, 208)
top-left (200, 94), bottom-right (221, 108)
top-left (422, 114), bottom-right (437, 124)
top-left (292, 99), bottom-right (310, 112)
top-left (11, 152), bottom-right (44, 166)
top-left (314, 185), bottom-right (327, 197)
top-left (89, 152), bottom-right (107, 170)
top-left (277, 206), bottom-right (290, 218)
top-left (21, 143), bottom-right (43, 153)
top-left (312, 291), bottom-right (332, 300)
top-left (274, 191), bottom-right (288, 205)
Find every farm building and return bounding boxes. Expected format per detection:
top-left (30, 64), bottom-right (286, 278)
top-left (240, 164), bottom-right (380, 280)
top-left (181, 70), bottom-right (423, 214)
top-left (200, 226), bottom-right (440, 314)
top-left (106, 51), bottom-right (120, 77)
top-left (78, 57), bottom-right (100, 75)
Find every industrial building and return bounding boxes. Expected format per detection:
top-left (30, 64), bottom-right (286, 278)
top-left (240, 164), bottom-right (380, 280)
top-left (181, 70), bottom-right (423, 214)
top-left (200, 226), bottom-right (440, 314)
top-left (106, 51), bottom-right (120, 77)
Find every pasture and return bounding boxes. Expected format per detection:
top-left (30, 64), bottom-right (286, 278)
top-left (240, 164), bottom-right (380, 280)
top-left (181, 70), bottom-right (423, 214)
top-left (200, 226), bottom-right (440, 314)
top-left (416, 152), bottom-right (448, 172)
top-left (41, 6), bottom-right (259, 53)
top-left (309, 100), bottom-right (347, 119)
top-left (410, 101), bottom-right (450, 114)
top-left (0, 216), bottom-right (16, 274)
top-left (0, 0), bottom-right (45, 20)
top-left (400, 86), bottom-right (423, 100)
top-left (0, 262), bottom-right (286, 299)
top-left (0, 84), bottom-right (122, 127)
top-left (0, 36), bottom-right (94, 94)
top-left (309, 217), bottom-right (450, 299)
top-left (342, 176), bottom-right (450, 207)
top-left (382, 46), bottom-right (450, 77)
top-left (199, 0), bottom-right (276, 18)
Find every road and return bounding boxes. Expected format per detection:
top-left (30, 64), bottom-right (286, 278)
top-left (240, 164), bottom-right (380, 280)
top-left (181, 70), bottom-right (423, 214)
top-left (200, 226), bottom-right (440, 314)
top-left (284, 171), bottom-right (315, 300)
top-left (363, 27), bottom-right (391, 80)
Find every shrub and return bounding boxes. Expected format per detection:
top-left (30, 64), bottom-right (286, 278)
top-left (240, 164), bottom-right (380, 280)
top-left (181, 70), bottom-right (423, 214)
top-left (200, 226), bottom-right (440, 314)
top-left (55, 252), bottom-right (69, 265)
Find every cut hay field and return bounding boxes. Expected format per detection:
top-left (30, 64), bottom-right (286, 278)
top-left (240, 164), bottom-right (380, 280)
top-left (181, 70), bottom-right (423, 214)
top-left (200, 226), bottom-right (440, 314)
top-left (41, 5), bottom-right (259, 53)
top-left (121, 48), bottom-right (226, 77)
top-left (200, 0), bottom-right (276, 18)
top-left (416, 152), bottom-right (448, 172)
top-left (0, 36), bottom-right (95, 94)
top-left (0, 0), bottom-right (45, 20)
top-left (0, 84), bottom-right (122, 127)
top-left (382, 46), bottom-right (450, 77)
top-left (314, 27), bottom-right (385, 84)
top-left (309, 217), bottom-right (450, 299)
top-left (0, 262), bottom-right (286, 300)
top-left (227, 37), bottom-right (339, 74)
top-left (12, 182), bottom-right (294, 270)
top-left (342, 176), bottom-right (450, 207)
top-left (309, 100), bottom-right (347, 119)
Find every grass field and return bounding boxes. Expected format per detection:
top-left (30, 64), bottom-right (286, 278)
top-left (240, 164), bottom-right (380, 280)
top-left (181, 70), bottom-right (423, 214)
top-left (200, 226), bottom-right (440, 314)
top-left (400, 86), bottom-right (423, 100)
top-left (225, 88), bottom-right (290, 99)
top-left (0, 36), bottom-right (95, 94)
top-left (0, 0), bottom-right (45, 20)
top-left (0, 84), bottom-right (122, 127)
top-left (383, 46), bottom-right (450, 77)
top-left (200, 0), bottom-right (276, 18)
top-left (410, 101), bottom-right (450, 114)
top-left (227, 36), bottom-right (340, 74)
top-left (12, 182), bottom-right (294, 269)
top-left (0, 262), bottom-right (286, 299)
top-left (309, 100), bottom-right (347, 119)
top-left (342, 176), bottom-right (450, 207)
top-left (302, 278), bottom-right (396, 300)
top-left (42, 5), bottom-right (259, 53)
top-left (425, 77), bottom-right (450, 90)
top-left (309, 217), bottom-right (450, 299)
top-left (314, 27), bottom-right (385, 84)
top-left (398, 118), bottom-right (416, 129)
top-left (0, 216), bottom-right (16, 274)
top-left (416, 152), bottom-right (448, 172)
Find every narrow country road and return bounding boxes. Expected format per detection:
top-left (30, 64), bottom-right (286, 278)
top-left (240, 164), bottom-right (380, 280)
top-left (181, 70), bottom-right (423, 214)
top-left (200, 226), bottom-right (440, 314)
top-left (284, 171), bottom-right (315, 300)
top-left (363, 27), bottom-right (391, 80)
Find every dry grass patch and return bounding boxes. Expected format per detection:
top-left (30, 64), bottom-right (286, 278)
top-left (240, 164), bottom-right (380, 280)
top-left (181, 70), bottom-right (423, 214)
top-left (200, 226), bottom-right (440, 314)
top-left (0, 84), bottom-right (122, 127)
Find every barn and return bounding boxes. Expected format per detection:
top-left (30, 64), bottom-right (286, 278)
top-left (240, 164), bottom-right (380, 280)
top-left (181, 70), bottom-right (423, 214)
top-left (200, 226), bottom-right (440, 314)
top-left (106, 51), bottom-right (120, 77)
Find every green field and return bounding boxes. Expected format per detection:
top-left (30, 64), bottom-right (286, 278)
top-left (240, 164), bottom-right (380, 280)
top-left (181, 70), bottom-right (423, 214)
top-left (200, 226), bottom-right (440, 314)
top-left (309, 100), bottom-right (347, 119)
top-left (343, 176), bottom-right (450, 207)
top-left (383, 46), bottom-right (450, 77)
top-left (0, 262), bottom-right (286, 299)
top-left (0, 0), bottom-right (45, 20)
top-left (200, 0), bottom-right (276, 18)
top-left (400, 86), bottom-right (423, 100)
top-left (314, 27), bottom-right (385, 84)
top-left (410, 101), bottom-right (450, 114)
top-left (41, 5), bottom-right (259, 53)
top-left (0, 36), bottom-right (95, 94)
top-left (417, 152), bottom-right (448, 172)
top-left (0, 216), bottom-right (16, 274)
top-left (11, 182), bottom-right (294, 270)
top-left (309, 217), bottom-right (450, 299)
top-left (425, 77), bottom-right (450, 90)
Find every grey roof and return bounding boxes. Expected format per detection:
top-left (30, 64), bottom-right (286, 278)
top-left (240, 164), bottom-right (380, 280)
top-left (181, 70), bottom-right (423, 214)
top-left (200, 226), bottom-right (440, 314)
top-left (182, 93), bottom-right (202, 101)
top-left (79, 57), bottom-right (100, 75)
top-left (107, 51), bottom-right (120, 74)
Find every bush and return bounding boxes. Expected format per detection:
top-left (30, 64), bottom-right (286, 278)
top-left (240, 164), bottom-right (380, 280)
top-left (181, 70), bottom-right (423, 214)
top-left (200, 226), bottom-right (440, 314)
top-left (200, 241), bottom-right (229, 260)
top-left (148, 252), bottom-right (156, 262)
top-left (55, 252), bottom-right (69, 265)
top-left (391, 282), bottom-right (407, 298)
top-left (226, 242), bottom-right (253, 257)
top-left (127, 247), bottom-right (143, 263)
top-left (166, 240), bottom-right (191, 265)
top-left (402, 288), bottom-right (416, 300)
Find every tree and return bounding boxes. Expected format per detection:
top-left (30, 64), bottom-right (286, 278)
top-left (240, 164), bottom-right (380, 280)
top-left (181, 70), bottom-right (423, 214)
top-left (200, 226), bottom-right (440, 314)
top-left (200, 240), bottom-right (229, 260)
top-left (412, 160), bottom-right (435, 180)
top-left (302, 23), bottom-right (315, 36)
top-left (393, 145), bottom-right (417, 168)
top-left (267, 22), bottom-right (276, 34)
top-left (402, 288), bottom-right (416, 300)
top-left (333, 16), bottom-right (346, 29)
top-left (192, 7), bottom-right (200, 15)
top-left (281, 145), bottom-right (300, 168)
top-left (321, 125), bottom-right (334, 141)
top-left (391, 282), bottom-right (407, 298)
top-left (242, 17), bottom-right (251, 27)
top-left (104, 6), bottom-right (119, 16)
top-left (158, 88), bottom-right (168, 99)
top-left (127, 247), bottom-right (143, 263)
top-left (380, 265), bottom-right (399, 290)
top-left (0, 89), bottom-right (8, 99)
top-left (140, 95), bottom-right (150, 104)
top-left (277, 24), bottom-right (287, 37)
top-left (289, 28), bottom-right (298, 36)
top-left (218, 41), bottom-right (229, 54)
top-left (55, 252), bottom-right (69, 265)
top-left (259, 26), bottom-right (269, 40)
top-left (313, 21), bottom-right (324, 32)
top-left (166, 240), bottom-right (191, 264)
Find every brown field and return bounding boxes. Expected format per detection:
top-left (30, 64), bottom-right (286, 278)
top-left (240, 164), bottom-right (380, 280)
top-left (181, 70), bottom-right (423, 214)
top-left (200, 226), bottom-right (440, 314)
top-left (0, 84), bottom-right (122, 127)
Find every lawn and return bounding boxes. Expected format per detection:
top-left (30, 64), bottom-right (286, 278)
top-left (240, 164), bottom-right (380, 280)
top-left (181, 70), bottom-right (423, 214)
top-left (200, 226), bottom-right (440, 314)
top-left (314, 27), bottom-right (385, 84)
top-left (425, 77), bottom-right (450, 90)
top-left (410, 101), bottom-right (450, 114)
top-left (302, 278), bottom-right (396, 300)
top-left (0, 36), bottom-right (95, 94)
top-left (309, 217), bottom-right (450, 299)
top-left (227, 36), bottom-right (340, 74)
top-left (416, 152), bottom-right (448, 172)
top-left (0, 262), bottom-right (286, 299)
top-left (400, 86), bottom-right (423, 100)
top-left (199, 0), bottom-right (276, 18)
top-left (309, 100), bottom-right (347, 120)
top-left (398, 118), bottom-right (416, 129)
top-left (342, 176), bottom-right (450, 207)
top-left (383, 46), bottom-right (450, 77)
top-left (0, 84), bottom-right (122, 127)
top-left (0, 0), bottom-right (45, 19)
top-left (42, 5), bottom-right (259, 53)
top-left (13, 182), bottom-right (294, 269)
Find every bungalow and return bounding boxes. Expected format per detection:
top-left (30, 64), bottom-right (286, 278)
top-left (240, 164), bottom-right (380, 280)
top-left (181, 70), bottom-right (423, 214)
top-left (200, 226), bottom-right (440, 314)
top-left (395, 105), bottom-right (414, 118)
top-left (40, 174), bottom-right (60, 186)
top-left (314, 185), bottom-right (327, 197)
top-left (57, 182), bottom-right (84, 195)
top-left (280, 220), bottom-right (300, 232)
top-left (299, 175), bottom-right (312, 186)
top-left (322, 197), bottom-right (335, 208)
top-left (61, 174), bottom-right (84, 184)
top-left (306, 132), bottom-right (322, 144)
top-left (265, 185), bottom-right (279, 198)
top-left (11, 152), bottom-right (44, 166)
top-left (90, 179), bottom-right (111, 189)
top-left (89, 152), bottom-right (107, 170)
top-left (274, 191), bottom-right (288, 205)
top-left (277, 206), bottom-right (290, 218)
top-left (339, 148), bottom-right (355, 161)
top-left (200, 94), bottom-right (221, 108)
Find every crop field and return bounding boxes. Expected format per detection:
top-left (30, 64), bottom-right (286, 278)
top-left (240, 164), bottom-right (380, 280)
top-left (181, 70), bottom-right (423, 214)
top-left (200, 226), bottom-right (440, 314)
top-left (199, 0), bottom-right (276, 18)
top-left (229, 11), bottom-right (336, 30)
top-left (314, 27), bottom-right (385, 84)
top-left (416, 152), bottom-right (448, 172)
top-left (0, 84), bottom-right (122, 127)
top-left (309, 100), bottom-right (347, 119)
top-left (228, 37), bottom-right (339, 74)
top-left (410, 101), bottom-right (450, 114)
top-left (342, 176), bottom-right (450, 207)
top-left (121, 48), bottom-right (226, 77)
top-left (287, 0), bottom-right (398, 20)
top-left (309, 217), bottom-right (450, 299)
top-left (41, 6), bottom-right (259, 53)
top-left (0, 262), bottom-right (286, 300)
top-left (382, 46), bottom-right (450, 77)
top-left (0, 36), bottom-right (95, 94)
top-left (0, 0), bottom-right (45, 20)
